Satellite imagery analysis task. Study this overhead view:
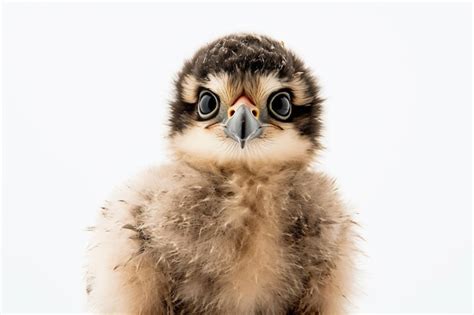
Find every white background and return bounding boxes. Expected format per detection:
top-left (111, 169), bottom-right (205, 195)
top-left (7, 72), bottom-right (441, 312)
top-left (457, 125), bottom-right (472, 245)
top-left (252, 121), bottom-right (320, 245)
top-left (2, 2), bottom-right (472, 313)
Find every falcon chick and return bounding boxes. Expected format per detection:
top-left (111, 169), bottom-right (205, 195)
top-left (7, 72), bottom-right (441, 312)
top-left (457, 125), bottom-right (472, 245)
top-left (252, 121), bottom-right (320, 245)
top-left (87, 33), bottom-right (356, 315)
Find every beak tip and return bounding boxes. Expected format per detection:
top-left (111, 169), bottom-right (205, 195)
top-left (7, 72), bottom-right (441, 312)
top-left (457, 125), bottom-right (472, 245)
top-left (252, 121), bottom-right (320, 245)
top-left (224, 106), bottom-right (261, 149)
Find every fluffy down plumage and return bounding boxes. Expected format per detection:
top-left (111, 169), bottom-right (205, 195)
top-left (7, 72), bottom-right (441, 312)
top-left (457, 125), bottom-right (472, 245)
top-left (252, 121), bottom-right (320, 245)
top-left (86, 33), bottom-right (357, 314)
top-left (87, 162), bottom-right (355, 314)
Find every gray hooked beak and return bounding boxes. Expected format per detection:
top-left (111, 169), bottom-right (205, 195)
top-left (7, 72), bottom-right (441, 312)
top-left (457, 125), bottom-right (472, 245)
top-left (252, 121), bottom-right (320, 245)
top-left (224, 106), bottom-right (262, 149)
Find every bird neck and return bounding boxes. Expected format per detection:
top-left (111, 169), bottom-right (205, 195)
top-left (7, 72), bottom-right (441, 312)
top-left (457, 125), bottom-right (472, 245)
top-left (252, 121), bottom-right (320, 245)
top-left (176, 155), bottom-right (310, 178)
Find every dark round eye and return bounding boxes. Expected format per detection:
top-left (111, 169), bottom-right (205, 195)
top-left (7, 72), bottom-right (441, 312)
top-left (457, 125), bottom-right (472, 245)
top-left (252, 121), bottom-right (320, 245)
top-left (268, 92), bottom-right (292, 121)
top-left (198, 90), bottom-right (219, 119)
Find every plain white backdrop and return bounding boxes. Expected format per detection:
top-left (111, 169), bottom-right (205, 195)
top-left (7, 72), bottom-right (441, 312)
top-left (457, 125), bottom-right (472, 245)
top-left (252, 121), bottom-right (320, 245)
top-left (2, 1), bottom-right (472, 313)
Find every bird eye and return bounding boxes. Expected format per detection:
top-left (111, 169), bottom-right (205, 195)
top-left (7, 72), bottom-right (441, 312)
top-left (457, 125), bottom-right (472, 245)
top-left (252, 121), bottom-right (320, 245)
top-left (198, 90), bottom-right (219, 119)
top-left (268, 92), bottom-right (292, 121)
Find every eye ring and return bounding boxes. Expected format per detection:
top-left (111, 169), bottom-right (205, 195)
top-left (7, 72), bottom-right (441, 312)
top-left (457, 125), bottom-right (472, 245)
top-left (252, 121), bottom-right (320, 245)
top-left (268, 91), bottom-right (292, 121)
top-left (197, 90), bottom-right (220, 120)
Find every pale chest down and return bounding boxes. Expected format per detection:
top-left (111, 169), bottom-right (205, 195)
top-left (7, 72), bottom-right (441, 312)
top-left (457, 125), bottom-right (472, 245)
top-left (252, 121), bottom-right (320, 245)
top-left (135, 163), bottom-right (331, 314)
top-left (87, 162), bottom-right (353, 314)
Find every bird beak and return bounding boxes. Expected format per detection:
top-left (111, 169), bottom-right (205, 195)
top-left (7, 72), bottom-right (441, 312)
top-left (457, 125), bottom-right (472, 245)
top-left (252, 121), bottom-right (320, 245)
top-left (224, 96), bottom-right (262, 149)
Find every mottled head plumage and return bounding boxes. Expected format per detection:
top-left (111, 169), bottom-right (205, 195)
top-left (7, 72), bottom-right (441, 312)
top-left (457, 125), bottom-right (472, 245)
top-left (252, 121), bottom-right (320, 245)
top-left (168, 33), bottom-right (323, 168)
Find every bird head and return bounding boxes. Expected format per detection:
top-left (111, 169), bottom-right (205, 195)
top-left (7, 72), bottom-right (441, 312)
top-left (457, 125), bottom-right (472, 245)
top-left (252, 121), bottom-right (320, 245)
top-left (168, 33), bottom-right (323, 170)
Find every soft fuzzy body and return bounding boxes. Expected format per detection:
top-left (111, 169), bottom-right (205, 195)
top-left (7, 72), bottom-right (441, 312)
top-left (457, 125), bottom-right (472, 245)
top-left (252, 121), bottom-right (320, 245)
top-left (86, 33), bottom-right (356, 314)
top-left (87, 162), bottom-right (354, 314)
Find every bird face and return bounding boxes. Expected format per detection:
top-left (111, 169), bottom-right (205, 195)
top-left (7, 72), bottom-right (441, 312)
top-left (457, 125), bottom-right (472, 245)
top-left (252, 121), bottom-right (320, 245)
top-left (169, 34), bottom-right (322, 168)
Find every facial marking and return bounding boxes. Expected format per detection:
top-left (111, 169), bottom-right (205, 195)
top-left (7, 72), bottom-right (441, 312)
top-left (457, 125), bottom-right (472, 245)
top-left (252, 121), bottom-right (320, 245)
top-left (181, 74), bottom-right (201, 104)
top-left (170, 123), bottom-right (312, 166)
top-left (243, 72), bottom-right (282, 108)
top-left (284, 72), bottom-right (314, 105)
top-left (180, 71), bottom-right (313, 111)
top-left (203, 73), bottom-right (243, 107)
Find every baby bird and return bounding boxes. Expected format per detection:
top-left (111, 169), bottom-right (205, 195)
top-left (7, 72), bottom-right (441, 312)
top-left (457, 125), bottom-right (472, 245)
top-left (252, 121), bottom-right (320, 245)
top-left (86, 33), bottom-right (356, 315)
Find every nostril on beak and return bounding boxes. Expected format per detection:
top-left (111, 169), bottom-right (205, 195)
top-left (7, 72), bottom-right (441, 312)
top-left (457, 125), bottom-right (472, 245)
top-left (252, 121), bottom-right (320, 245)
top-left (228, 105), bottom-right (259, 119)
top-left (251, 108), bottom-right (259, 118)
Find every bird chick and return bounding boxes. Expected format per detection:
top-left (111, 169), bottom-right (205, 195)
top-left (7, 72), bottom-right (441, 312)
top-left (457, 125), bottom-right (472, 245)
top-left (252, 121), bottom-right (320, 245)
top-left (86, 33), bottom-right (356, 315)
